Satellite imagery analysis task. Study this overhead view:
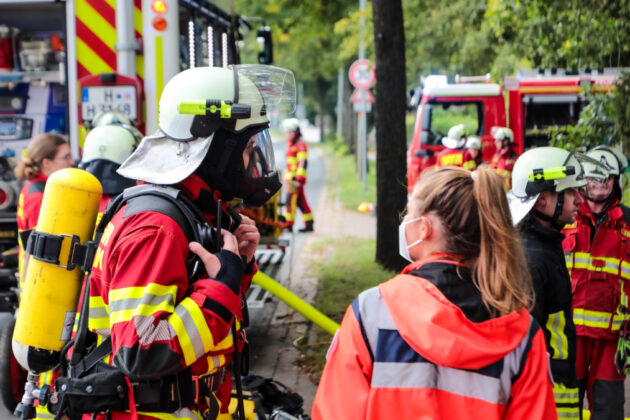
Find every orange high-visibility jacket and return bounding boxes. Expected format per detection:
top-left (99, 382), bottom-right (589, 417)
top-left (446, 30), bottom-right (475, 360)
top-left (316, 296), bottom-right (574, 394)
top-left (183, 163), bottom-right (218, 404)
top-left (563, 198), bottom-right (630, 340)
top-left (284, 137), bottom-right (308, 183)
top-left (313, 258), bottom-right (557, 420)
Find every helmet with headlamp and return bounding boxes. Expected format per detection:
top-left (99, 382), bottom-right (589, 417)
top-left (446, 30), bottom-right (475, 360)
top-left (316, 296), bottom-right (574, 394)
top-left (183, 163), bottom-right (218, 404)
top-left (508, 147), bottom-right (607, 226)
top-left (118, 65), bottom-right (296, 207)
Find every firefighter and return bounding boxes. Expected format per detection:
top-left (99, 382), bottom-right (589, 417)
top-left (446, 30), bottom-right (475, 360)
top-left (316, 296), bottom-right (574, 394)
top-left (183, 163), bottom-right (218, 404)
top-left (79, 122), bottom-right (140, 217)
top-left (313, 167), bottom-right (556, 419)
top-left (67, 65), bottom-right (288, 419)
top-left (490, 126), bottom-right (517, 190)
top-left (508, 147), bottom-right (601, 420)
top-left (462, 135), bottom-right (483, 171)
top-left (282, 118), bottom-right (314, 232)
top-left (15, 133), bottom-right (74, 283)
top-left (436, 123), bottom-right (466, 167)
top-left (563, 145), bottom-right (630, 419)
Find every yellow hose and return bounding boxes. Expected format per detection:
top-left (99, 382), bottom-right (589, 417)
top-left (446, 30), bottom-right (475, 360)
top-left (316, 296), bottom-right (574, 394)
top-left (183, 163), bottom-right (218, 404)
top-left (252, 271), bottom-right (340, 336)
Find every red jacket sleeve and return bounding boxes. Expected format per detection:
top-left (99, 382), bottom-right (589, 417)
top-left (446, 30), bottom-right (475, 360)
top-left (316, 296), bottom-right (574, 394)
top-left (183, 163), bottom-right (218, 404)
top-left (105, 213), bottom-right (242, 380)
top-left (504, 328), bottom-right (558, 420)
top-left (312, 305), bottom-right (372, 420)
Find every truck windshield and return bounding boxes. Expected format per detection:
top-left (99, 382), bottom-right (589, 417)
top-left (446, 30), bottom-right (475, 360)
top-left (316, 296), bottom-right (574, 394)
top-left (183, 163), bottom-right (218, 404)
top-left (423, 101), bottom-right (482, 145)
top-left (523, 95), bottom-right (585, 149)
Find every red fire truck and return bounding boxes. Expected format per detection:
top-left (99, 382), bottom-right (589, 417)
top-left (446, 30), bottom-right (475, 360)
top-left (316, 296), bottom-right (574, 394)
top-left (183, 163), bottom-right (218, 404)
top-left (407, 69), bottom-right (621, 192)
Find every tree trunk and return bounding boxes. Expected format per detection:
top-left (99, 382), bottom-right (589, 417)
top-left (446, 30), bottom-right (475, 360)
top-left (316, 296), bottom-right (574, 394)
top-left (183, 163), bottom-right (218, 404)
top-left (372, 0), bottom-right (408, 271)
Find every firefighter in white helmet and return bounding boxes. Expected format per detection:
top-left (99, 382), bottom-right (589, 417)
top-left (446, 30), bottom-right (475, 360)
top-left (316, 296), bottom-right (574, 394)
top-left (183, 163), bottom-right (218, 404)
top-left (52, 65), bottom-right (295, 420)
top-left (79, 123), bottom-right (140, 216)
top-left (436, 124), bottom-right (467, 167)
top-left (563, 145), bottom-right (630, 418)
top-left (462, 135), bottom-right (482, 171)
top-left (282, 117), bottom-right (314, 232)
top-left (509, 146), bottom-right (607, 419)
top-left (490, 126), bottom-right (517, 190)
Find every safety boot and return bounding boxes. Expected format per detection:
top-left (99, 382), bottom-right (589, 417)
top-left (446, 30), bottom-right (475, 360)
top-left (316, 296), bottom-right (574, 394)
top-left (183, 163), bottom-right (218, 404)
top-left (298, 221), bottom-right (314, 233)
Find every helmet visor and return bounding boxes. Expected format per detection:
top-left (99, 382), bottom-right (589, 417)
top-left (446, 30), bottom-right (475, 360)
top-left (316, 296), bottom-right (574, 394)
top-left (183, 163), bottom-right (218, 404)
top-left (558, 152), bottom-right (609, 191)
top-left (244, 129), bottom-right (276, 178)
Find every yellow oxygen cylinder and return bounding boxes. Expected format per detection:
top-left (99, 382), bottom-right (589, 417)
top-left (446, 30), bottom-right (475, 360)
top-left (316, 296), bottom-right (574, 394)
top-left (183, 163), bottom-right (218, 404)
top-left (12, 168), bottom-right (102, 373)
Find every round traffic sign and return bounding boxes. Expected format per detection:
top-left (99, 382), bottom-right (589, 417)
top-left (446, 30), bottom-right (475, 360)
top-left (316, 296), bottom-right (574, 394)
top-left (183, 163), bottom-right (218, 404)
top-left (348, 59), bottom-right (375, 89)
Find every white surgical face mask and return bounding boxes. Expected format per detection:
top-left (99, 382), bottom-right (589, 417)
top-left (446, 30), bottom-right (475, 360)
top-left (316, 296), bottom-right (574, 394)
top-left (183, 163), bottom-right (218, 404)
top-left (399, 217), bottom-right (423, 263)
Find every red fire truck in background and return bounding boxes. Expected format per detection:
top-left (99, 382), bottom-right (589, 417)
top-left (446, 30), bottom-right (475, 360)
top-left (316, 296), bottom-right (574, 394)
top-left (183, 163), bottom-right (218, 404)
top-left (406, 68), bottom-right (621, 193)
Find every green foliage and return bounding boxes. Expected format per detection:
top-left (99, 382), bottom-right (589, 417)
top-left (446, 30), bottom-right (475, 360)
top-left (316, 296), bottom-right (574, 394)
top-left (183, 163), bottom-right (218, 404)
top-left (321, 140), bottom-right (376, 210)
top-left (612, 72), bottom-right (630, 155)
top-left (549, 88), bottom-right (615, 151)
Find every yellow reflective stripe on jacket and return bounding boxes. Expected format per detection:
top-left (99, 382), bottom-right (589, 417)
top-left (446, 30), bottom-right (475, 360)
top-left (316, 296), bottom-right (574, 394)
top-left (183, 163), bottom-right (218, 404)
top-left (167, 297), bottom-right (233, 367)
top-left (88, 295), bottom-right (111, 331)
top-left (286, 156), bottom-right (297, 164)
top-left (137, 407), bottom-right (203, 420)
top-left (463, 160), bottom-right (476, 171)
top-left (284, 171), bottom-right (293, 181)
top-left (553, 382), bottom-right (579, 419)
top-left (108, 284), bottom-right (177, 324)
top-left (546, 311), bottom-right (568, 360)
top-left (567, 251), bottom-right (627, 278)
top-left (440, 153), bottom-right (463, 166)
top-left (296, 151), bottom-right (308, 161)
top-left (573, 308), bottom-right (623, 330)
top-left (295, 167), bottom-right (307, 178)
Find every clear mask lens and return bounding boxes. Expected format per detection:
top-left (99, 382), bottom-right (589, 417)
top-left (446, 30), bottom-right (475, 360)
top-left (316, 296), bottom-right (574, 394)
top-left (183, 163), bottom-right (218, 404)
top-left (245, 129), bottom-right (276, 178)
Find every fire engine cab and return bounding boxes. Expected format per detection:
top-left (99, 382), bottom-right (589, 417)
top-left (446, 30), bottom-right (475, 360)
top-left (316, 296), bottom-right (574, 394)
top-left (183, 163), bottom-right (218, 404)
top-left (407, 68), bottom-right (621, 193)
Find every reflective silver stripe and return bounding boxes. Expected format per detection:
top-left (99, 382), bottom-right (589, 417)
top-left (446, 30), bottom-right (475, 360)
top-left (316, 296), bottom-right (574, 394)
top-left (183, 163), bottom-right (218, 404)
top-left (358, 278), bottom-right (534, 405)
top-left (109, 292), bottom-right (174, 313)
top-left (173, 303), bottom-right (206, 360)
top-left (89, 306), bottom-right (109, 319)
top-left (372, 362), bottom-right (508, 404)
top-left (357, 287), bottom-right (395, 353)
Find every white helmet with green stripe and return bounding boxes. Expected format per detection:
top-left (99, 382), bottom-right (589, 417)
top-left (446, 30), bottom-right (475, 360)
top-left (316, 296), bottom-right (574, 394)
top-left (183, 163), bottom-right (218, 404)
top-left (508, 147), bottom-right (606, 225)
top-left (118, 65), bottom-right (296, 207)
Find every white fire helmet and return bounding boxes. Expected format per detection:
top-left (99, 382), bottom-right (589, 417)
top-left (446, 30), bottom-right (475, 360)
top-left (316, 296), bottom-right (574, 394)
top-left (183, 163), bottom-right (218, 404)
top-left (585, 145), bottom-right (628, 190)
top-left (507, 147), bottom-right (606, 225)
top-left (491, 126), bottom-right (513, 143)
top-left (118, 65), bottom-right (296, 189)
top-left (441, 124), bottom-right (467, 149)
top-left (282, 118), bottom-right (300, 133)
top-left (465, 136), bottom-right (482, 150)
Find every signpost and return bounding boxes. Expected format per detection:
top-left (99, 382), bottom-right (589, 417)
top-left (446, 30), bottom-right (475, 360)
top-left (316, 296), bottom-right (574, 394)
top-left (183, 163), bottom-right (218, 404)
top-left (349, 58), bottom-right (374, 190)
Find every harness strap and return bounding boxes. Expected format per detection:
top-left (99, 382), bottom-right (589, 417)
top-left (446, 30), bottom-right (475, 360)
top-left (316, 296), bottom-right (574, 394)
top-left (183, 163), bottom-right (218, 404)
top-left (22, 229), bottom-right (98, 272)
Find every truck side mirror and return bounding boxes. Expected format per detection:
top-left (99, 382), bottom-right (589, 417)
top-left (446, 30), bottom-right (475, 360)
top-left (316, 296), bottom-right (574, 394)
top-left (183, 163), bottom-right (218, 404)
top-left (257, 27), bottom-right (273, 64)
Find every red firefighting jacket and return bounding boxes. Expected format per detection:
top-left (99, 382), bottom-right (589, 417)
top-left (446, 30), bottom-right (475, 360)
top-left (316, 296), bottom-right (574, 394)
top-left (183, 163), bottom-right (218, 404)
top-left (284, 136), bottom-right (308, 184)
top-left (563, 198), bottom-right (630, 340)
top-left (16, 173), bottom-right (47, 283)
top-left (437, 148), bottom-right (464, 167)
top-left (313, 256), bottom-right (557, 420)
top-left (463, 149), bottom-right (482, 171)
top-left (490, 148), bottom-right (517, 190)
top-left (87, 175), bottom-right (255, 419)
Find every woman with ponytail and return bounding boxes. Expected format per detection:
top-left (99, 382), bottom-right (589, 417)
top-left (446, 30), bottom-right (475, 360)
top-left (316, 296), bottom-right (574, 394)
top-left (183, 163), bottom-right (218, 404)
top-left (313, 167), bottom-right (557, 420)
top-left (16, 133), bottom-right (73, 277)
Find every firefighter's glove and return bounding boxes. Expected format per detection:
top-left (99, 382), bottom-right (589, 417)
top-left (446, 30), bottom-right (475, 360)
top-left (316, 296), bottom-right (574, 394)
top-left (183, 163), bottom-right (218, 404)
top-left (615, 321), bottom-right (630, 376)
top-left (189, 231), bottom-right (244, 295)
top-left (288, 180), bottom-right (297, 194)
top-left (210, 250), bottom-right (245, 294)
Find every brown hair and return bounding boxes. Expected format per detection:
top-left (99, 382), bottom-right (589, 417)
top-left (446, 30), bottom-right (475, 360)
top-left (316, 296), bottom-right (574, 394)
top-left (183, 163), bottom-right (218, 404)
top-left (411, 167), bottom-right (533, 317)
top-left (14, 133), bottom-right (67, 180)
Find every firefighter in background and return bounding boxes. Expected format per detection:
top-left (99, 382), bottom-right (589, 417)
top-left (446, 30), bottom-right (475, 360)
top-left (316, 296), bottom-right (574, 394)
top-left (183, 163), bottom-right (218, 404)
top-left (563, 146), bottom-right (630, 419)
top-left (509, 147), bottom-right (601, 419)
top-left (73, 65), bottom-right (287, 419)
top-left (79, 121), bottom-right (141, 217)
top-left (282, 118), bottom-right (314, 232)
top-left (462, 135), bottom-right (483, 171)
top-left (15, 133), bottom-right (74, 283)
top-left (313, 167), bottom-right (555, 419)
top-left (437, 123), bottom-right (466, 167)
top-left (490, 126), bottom-right (517, 190)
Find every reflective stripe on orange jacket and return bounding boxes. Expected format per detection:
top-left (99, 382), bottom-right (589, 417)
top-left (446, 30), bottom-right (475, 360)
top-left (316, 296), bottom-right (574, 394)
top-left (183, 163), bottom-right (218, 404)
top-left (313, 259), bottom-right (557, 420)
top-left (563, 199), bottom-right (630, 339)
